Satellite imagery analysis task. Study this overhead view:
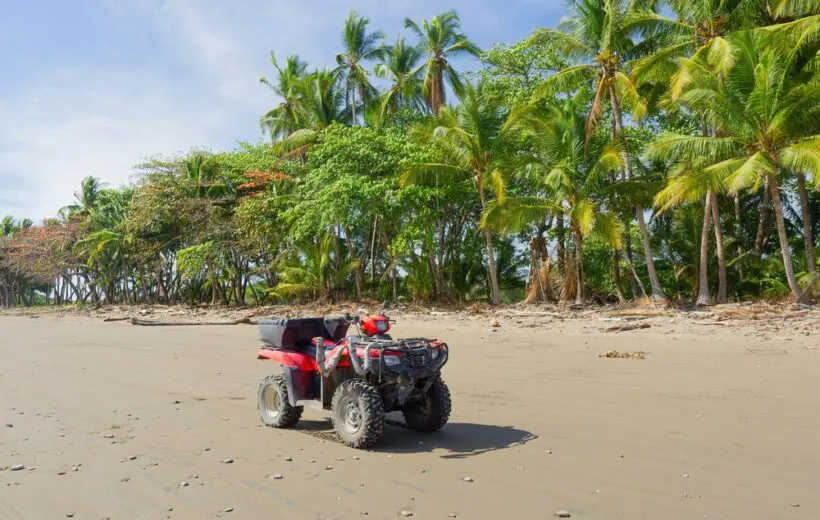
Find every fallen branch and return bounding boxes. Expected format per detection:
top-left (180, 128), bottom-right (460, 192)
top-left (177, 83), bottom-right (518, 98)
top-left (605, 323), bottom-right (652, 332)
top-left (688, 320), bottom-right (728, 326)
top-left (129, 316), bottom-right (252, 326)
top-left (103, 317), bottom-right (131, 322)
top-left (503, 311), bottom-right (563, 318)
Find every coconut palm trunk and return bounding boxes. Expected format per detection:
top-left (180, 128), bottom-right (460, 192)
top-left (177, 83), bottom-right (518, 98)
top-left (478, 183), bottom-right (500, 305)
top-left (572, 223), bottom-right (584, 305)
top-left (710, 192), bottom-right (728, 303)
top-left (769, 174), bottom-right (803, 300)
top-left (796, 172), bottom-right (816, 274)
top-left (755, 182), bottom-right (770, 255)
top-left (612, 248), bottom-right (626, 303)
top-left (350, 87), bottom-right (357, 126)
top-left (696, 193), bottom-right (713, 306)
top-left (734, 193), bottom-right (745, 280)
top-left (608, 87), bottom-right (667, 303)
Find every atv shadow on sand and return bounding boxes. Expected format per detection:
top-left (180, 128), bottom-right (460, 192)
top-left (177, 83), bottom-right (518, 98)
top-left (297, 415), bottom-right (537, 459)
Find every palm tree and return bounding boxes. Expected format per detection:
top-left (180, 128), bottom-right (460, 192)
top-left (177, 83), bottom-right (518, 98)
top-left (336, 10), bottom-right (384, 126)
top-left (404, 10), bottom-right (481, 114)
top-left (402, 80), bottom-right (522, 305)
top-left (647, 34), bottom-right (820, 301)
top-left (1, 216), bottom-right (18, 237)
top-left (60, 176), bottom-right (103, 222)
top-left (482, 97), bottom-right (624, 304)
top-left (276, 69), bottom-right (347, 158)
top-left (530, 0), bottom-right (668, 303)
top-left (259, 53), bottom-right (308, 140)
top-left (275, 233), bottom-right (360, 300)
top-left (374, 36), bottom-right (425, 117)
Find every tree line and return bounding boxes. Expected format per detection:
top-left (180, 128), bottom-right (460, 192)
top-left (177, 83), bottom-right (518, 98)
top-left (1, 1), bottom-right (819, 308)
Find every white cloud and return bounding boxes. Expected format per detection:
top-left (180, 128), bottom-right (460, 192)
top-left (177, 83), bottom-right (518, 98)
top-left (0, 67), bottom-right (225, 220)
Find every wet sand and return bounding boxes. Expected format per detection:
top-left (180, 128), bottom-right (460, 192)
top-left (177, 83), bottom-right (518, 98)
top-left (1, 312), bottom-right (818, 519)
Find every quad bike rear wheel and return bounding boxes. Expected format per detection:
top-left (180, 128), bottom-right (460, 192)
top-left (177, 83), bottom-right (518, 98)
top-left (258, 374), bottom-right (303, 428)
top-left (331, 379), bottom-right (385, 449)
top-left (402, 378), bottom-right (451, 433)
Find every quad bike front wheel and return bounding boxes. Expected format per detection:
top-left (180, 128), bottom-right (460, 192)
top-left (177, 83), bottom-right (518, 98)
top-left (402, 378), bottom-right (451, 433)
top-left (257, 374), bottom-right (303, 428)
top-left (331, 379), bottom-right (385, 449)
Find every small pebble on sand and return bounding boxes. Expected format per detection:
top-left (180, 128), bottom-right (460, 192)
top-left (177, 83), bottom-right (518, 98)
top-left (463, 476), bottom-right (473, 482)
top-left (555, 511), bottom-right (571, 518)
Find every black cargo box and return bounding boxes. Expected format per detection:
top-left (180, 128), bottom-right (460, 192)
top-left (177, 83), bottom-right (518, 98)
top-left (258, 317), bottom-right (349, 349)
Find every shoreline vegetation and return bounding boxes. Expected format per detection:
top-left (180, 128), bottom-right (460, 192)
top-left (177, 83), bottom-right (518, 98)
top-left (2, 4), bottom-right (819, 309)
top-left (3, 300), bottom-right (818, 339)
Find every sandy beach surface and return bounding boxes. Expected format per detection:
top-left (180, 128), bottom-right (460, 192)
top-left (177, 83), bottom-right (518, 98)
top-left (1, 307), bottom-right (818, 520)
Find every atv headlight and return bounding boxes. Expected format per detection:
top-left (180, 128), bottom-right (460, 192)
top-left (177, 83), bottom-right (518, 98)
top-left (430, 348), bottom-right (440, 360)
top-left (376, 320), bottom-right (388, 332)
top-left (384, 355), bottom-right (402, 366)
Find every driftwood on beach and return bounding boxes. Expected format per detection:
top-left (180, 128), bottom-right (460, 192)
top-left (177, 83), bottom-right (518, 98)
top-left (128, 316), bottom-right (254, 326)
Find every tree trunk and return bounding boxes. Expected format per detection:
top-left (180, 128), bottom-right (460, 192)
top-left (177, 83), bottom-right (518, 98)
top-left (343, 225), bottom-right (363, 301)
top-left (797, 172), bottom-right (816, 273)
top-left (710, 192), bottom-right (728, 303)
top-left (612, 248), bottom-right (626, 303)
top-left (755, 181), bottom-right (770, 255)
top-left (556, 212), bottom-right (566, 273)
top-left (696, 193), bottom-right (713, 306)
top-left (609, 85), bottom-right (667, 303)
top-left (769, 175), bottom-right (803, 300)
top-left (734, 193), bottom-right (744, 280)
top-left (350, 83), bottom-right (357, 126)
top-left (572, 224), bottom-right (584, 305)
top-left (624, 231), bottom-right (640, 298)
top-left (478, 183), bottom-right (500, 305)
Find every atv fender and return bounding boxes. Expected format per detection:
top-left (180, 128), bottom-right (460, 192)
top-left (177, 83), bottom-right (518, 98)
top-left (257, 348), bottom-right (316, 371)
top-left (257, 349), bottom-right (318, 407)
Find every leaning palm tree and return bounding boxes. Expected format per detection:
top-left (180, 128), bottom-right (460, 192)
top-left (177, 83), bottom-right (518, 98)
top-left (647, 33), bottom-right (820, 301)
top-left (529, 0), bottom-right (668, 303)
top-left (374, 35), bottom-right (425, 117)
top-left (404, 10), bottom-right (481, 114)
top-left (259, 53), bottom-right (308, 141)
top-left (402, 80), bottom-right (522, 305)
top-left (336, 10), bottom-right (384, 126)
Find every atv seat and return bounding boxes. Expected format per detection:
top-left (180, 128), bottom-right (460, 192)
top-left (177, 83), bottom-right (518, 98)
top-left (258, 317), bottom-right (349, 350)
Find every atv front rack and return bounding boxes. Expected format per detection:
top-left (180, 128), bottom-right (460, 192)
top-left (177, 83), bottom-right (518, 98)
top-left (314, 337), bottom-right (449, 380)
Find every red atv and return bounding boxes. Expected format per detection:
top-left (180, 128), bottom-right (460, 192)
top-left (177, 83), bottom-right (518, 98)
top-left (255, 304), bottom-right (451, 448)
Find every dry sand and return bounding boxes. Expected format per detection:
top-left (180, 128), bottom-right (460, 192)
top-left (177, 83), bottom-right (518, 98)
top-left (1, 308), bottom-right (819, 519)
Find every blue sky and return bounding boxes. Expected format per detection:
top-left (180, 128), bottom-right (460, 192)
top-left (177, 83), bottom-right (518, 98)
top-left (0, 0), bottom-right (564, 220)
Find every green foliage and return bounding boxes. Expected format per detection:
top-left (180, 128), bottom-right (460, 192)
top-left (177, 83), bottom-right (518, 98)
top-left (3, 5), bottom-right (819, 308)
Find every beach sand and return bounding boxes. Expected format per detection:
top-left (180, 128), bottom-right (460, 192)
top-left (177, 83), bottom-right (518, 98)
top-left (1, 310), bottom-right (818, 519)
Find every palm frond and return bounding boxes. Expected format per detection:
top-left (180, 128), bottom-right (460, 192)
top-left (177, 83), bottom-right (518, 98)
top-left (533, 64), bottom-right (597, 101)
top-left (780, 138), bottom-right (820, 187)
top-left (645, 134), bottom-right (741, 163)
top-left (726, 152), bottom-right (776, 192)
top-left (480, 197), bottom-right (559, 234)
top-left (400, 163), bottom-right (469, 188)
